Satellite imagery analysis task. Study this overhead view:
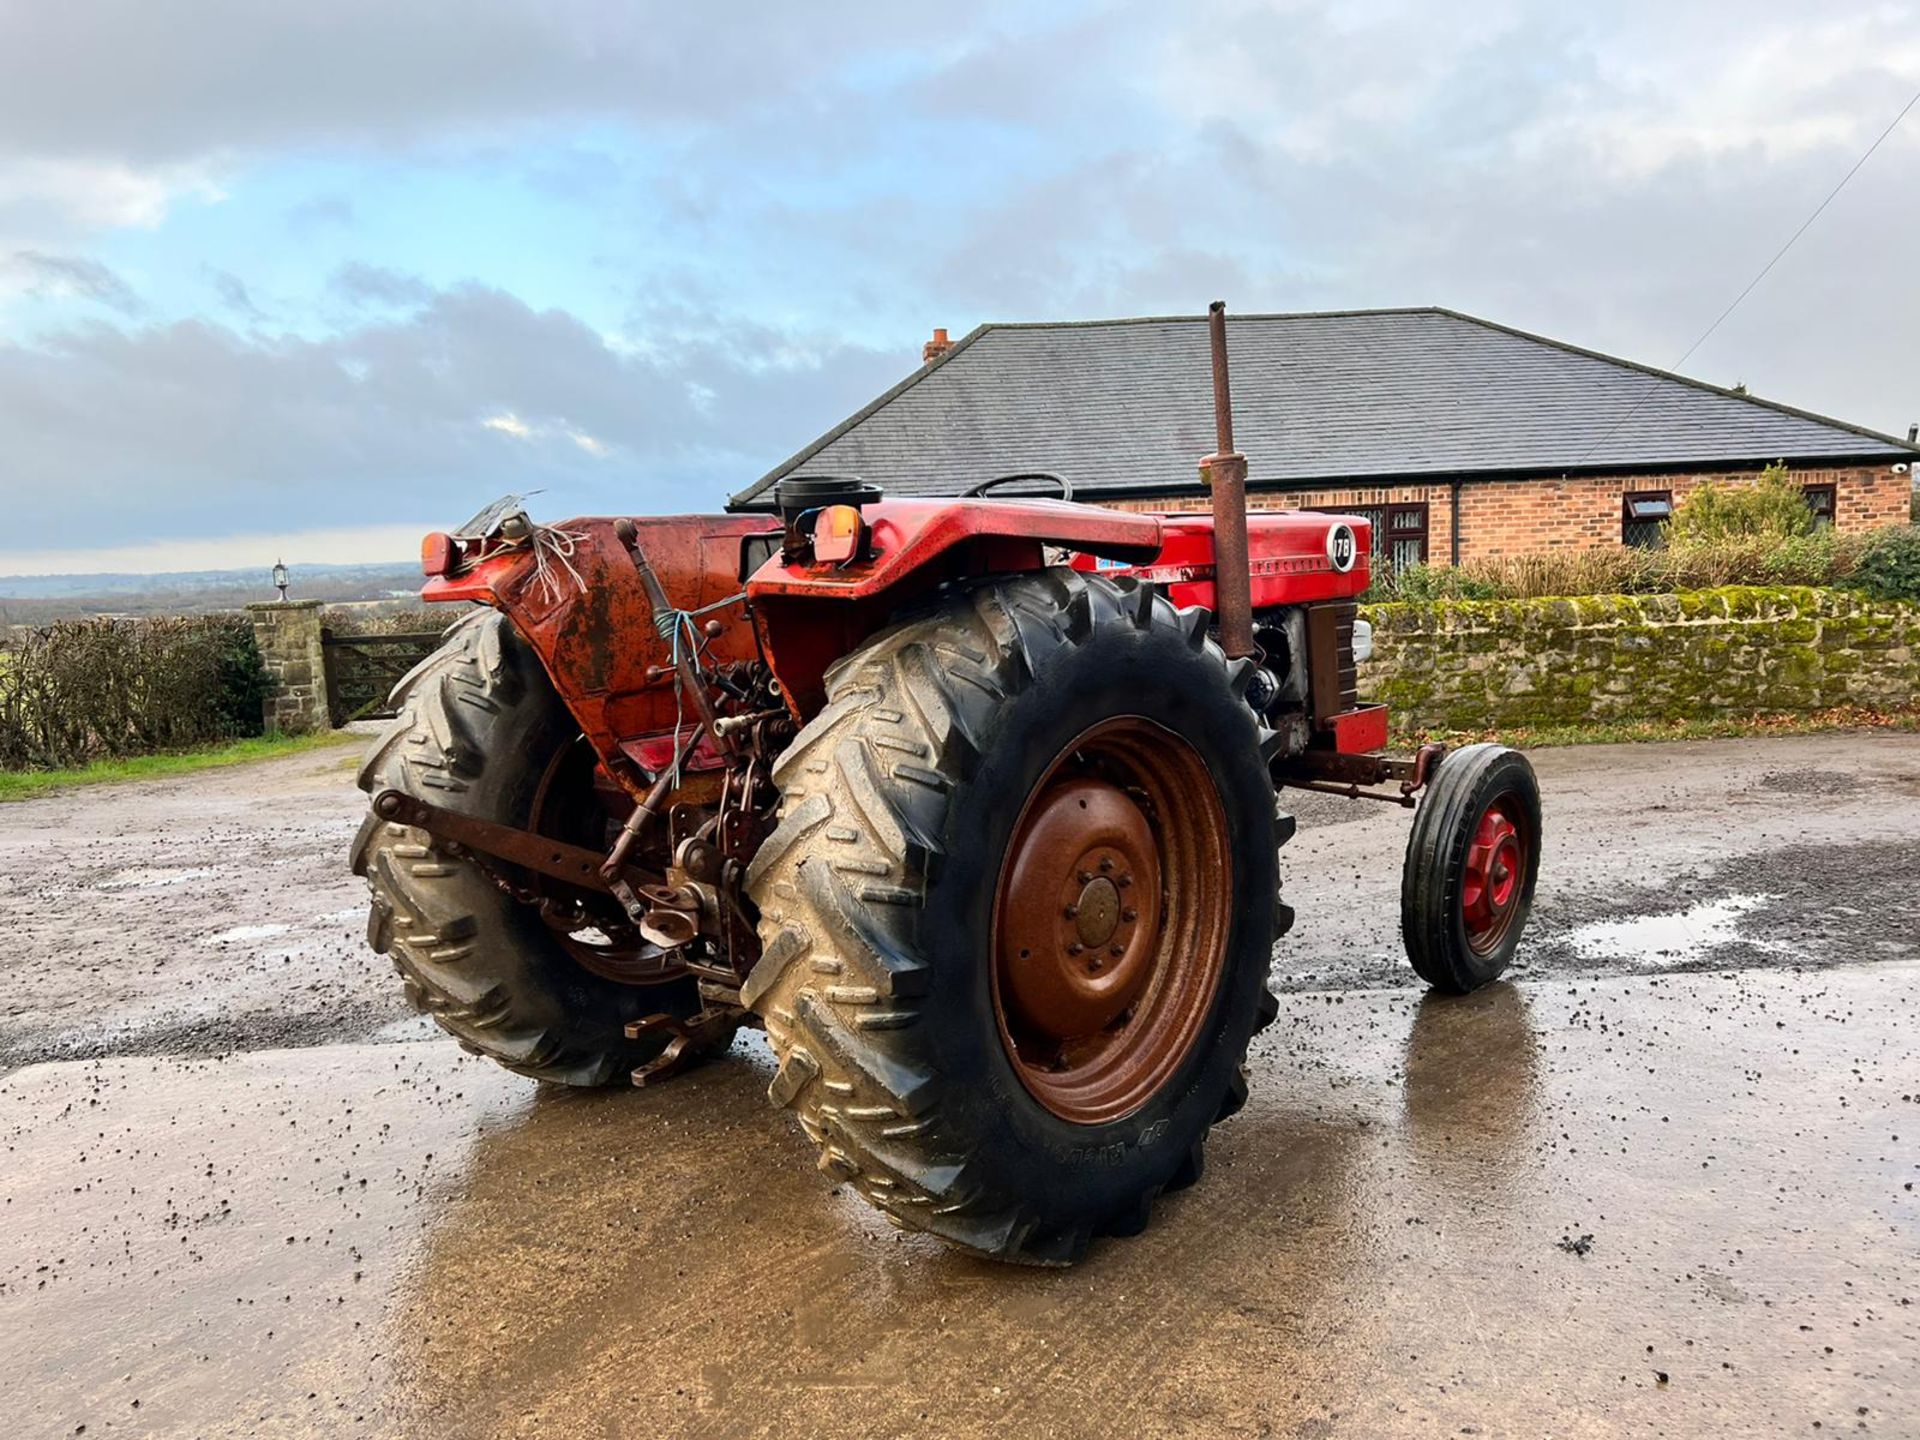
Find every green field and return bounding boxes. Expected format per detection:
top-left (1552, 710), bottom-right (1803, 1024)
top-left (0, 730), bottom-right (359, 802)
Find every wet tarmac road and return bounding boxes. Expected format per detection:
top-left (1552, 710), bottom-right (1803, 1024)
top-left (3, 733), bottom-right (1918, 1436)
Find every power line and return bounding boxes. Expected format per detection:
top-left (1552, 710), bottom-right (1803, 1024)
top-left (1578, 80), bottom-right (1920, 462)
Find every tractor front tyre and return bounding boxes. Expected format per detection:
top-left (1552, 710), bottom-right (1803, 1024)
top-left (351, 609), bottom-right (704, 1085)
top-left (1401, 743), bottom-right (1542, 994)
top-left (742, 570), bottom-right (1281, 1264)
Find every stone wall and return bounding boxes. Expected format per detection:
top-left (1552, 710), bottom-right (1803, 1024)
top-left (1358, 585), bottom-right (1920, 733)
top-left (245, 600), bottom-right (329, 733)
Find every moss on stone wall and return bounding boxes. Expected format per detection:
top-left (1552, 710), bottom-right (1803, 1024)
top-left (1358, 585), bottom-right (1920, 732)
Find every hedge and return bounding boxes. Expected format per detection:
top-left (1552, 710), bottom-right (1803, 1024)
top-left (1365, 525), bottom-right (1920, 605)
top-left (0, 615), bottom-right (269, 771)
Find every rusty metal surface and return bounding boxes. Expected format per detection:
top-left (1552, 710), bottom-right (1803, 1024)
top-left (1201, 301), bottom-right (1256, 661)
top-left (420, 514), bottom-right (771, 782)
top-left (996, 775), bottom-right (1162, 1049)
top-left (370, 789), bottom-right (638, 893)
top-left (623, 1005), bottom-right (745, 1086)
top-left (612, 518), bottom-right (735, 757)
top-left (990, 717), bottom-right (1231, 1125)
top-left (1305, 601), bottom-right (1360, 725)
top-left (1272, 741), bottom-right (1451, 808)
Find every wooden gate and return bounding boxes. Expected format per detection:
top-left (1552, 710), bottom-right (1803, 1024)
top-left (321, 629), bottom-right (442, 725)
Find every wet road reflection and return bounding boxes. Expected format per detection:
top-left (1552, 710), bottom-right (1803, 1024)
top-left (1401, 981), bottom-right (1541, 1170)
top-left (6, 962), bottom-right (1917, 1437)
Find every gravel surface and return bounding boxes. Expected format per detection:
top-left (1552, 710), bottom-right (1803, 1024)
top-left (2, 730), bottom-right (1917, 1437)
top-left (2, 731), bottom-right (1916, 1071)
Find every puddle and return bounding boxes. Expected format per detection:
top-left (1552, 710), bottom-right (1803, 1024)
top-left (95, 865), bottom-right (219, 890)
top-left (1562, 893), bottom-right (1789, 969)
top-left (206, 922), bottom-right (295, 943)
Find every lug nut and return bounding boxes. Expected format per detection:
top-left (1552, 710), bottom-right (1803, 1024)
top-left (1117, 873), bottom-right (1133, 888)
top-left (1109, 943), bottom-right (1124, 957)
top-left (1064, 904), bottom-right (1079, 919)
top-left (1067, 943), bottom-right (1084, 956)
top-left (1099, 856), bottom-right (1114, 872)
top-left (1078, 870), bottom-right (1094, 884)
top-left (1121, 907), bottom-right (1137, 922)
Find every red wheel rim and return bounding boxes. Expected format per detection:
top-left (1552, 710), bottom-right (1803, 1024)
top-left (1461, 796), bottom-right (1528, 955)
top-left (989, 717), bottom-right (1232, 1125)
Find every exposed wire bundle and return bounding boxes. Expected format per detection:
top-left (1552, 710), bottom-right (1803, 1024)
top-left (654, 591), bottom-right (746, 784)
top-left (521, 523), bottom-right (591, 606)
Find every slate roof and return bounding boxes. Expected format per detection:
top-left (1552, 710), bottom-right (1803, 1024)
top-left (730, 308), bottom-right (1916, 508)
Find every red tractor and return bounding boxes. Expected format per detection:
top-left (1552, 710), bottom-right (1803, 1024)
top-left (353, 304), bottom-right (1539, 1263)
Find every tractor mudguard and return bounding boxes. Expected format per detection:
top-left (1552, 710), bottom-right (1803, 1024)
top-left (746, 498), bottom-right (1164, 714)
top-left (411, 500), bottom-right (1160, 772)
top-left (417, 514), bottom-right (776, 780)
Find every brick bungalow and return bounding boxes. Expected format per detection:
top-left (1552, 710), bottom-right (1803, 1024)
top-left (729, 309), bottom-right (1918, 567)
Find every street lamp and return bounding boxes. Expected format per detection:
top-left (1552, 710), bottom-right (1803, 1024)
top-left (272, 559), bottom-right (289, 602)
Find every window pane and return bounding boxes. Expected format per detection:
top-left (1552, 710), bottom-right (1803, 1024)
top-left (1803, 485), bottom-right (1835, 531)
top-left (1622, 491), bottom-right (1672, 549)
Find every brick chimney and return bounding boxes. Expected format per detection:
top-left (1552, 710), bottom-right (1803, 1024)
top-left (922, 327), bottom-right (953, 364)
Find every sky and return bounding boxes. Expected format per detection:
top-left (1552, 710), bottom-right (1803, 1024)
top-left (0, 1), bottom-right (1916, 576)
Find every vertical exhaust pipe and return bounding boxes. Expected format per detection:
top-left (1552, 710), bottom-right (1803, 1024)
top-left (1203, 301), bottom-right (1256, 660)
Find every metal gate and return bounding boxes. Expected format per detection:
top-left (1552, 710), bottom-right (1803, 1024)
top-left (321, 629), bottom-right (442, 725)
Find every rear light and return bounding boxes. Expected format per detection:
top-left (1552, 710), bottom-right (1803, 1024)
top-left (811, 504), bottom-right (865, 564)
top-left (420, 531), bottom-right (456, 577)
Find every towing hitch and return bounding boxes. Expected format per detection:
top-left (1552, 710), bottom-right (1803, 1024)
top-left (1271, 742), bottom-right (1447, 807)
top-left (370, 789), bottom-right (639, 890)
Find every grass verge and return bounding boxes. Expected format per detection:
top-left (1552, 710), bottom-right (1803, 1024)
top-left (0, 730), bottom-right (359, 802)
top-left (1396, 703), bottom-right (1920, 750)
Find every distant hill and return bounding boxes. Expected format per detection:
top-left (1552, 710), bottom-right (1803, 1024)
top-left (0, 561), bottom-right (424, 623)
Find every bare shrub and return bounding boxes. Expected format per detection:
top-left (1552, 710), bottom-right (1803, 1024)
top-left (322, 603), bottom-right (450, 636)
top-left (0, 615), bottom-right (267, 771)
top-left (1366, 528), bottom-right (1882, 603)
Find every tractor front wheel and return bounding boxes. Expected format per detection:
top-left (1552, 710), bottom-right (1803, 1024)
top-left (742, 570), bottom-right (1281, 1264)
top-left (1401, 743), bottom-right (1541, 993)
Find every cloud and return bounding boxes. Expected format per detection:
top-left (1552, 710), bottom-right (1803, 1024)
top-left (481, 412), bottom-right (532, 439)
top-left (0, 155), bottom-right (225, 230)
top-left (207, 268), bottom-right (263, 320)
top-left (0, 280), bottom-right (908, 554)
top-left (1, 0), bottom-right (1917, 574)
top-left (3, 249), bottom-right (143, 315)
top-left (331, 262), bottom-right (432, 309)
top-left (0, 2), bottom-right (991, 166)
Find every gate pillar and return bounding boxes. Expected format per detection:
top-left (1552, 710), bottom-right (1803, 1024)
top-left (246, 600), bottom-right (331, 733)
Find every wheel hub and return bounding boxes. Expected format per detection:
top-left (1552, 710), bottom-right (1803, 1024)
top-left (1073, 876), bottom-right (1121, 948)
top-left (990, 717), bottom-right (1230, 1126)
top-left (997, 776), bottom-right (1163, 1044)
top-left (1461, 803), bottom-right (1525, 954)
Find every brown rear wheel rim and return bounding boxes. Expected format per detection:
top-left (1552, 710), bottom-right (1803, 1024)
top-left (991, 717), bottom-right (1233, 1125)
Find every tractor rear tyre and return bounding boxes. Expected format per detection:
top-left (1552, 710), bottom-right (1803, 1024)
top-left (351, 609), bottom-right (704, 1085)
top-left (1401, 743), bottom-right (1541, 994)
top-left (742, 570), bottom-right (1281, 1264)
